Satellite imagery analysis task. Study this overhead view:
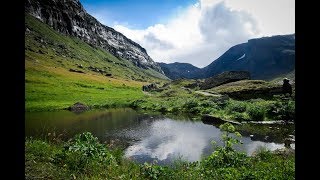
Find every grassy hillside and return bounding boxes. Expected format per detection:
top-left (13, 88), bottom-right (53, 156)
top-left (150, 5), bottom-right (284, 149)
top-left (25, 15), bottom-right (168, 111)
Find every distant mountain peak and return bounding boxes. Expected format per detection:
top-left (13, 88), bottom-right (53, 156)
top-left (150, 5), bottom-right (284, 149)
top-left (160, 34), bottom-right (295, 80)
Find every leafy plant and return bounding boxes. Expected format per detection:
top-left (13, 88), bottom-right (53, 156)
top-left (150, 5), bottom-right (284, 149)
top-left (247, 105), bottom-right (265, 121)
top-left (140, 162), bottom-right (168, 179)
top-left (266, 100), bottom-right (295, 120)
top-left (204, 123), bottom-right (247, 168)
top-left (228, 101), bottom-right (247, 113)
top-left (54, 132), bottom-right (115, 172)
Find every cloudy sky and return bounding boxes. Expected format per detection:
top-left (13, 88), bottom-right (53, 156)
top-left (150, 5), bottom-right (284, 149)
top-left (80, 0), bottom-right (295, 68)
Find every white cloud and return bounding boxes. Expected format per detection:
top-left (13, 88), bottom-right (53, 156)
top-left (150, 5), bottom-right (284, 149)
top-left (113, 0), bottom-right (294, 67)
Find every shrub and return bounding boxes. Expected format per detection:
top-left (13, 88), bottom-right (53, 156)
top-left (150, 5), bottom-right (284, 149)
top-left (266, 100), bottom-right (295, 120)
top-left (140, 162), bottom-right (169, 179)
top-left (54, 132), bottom-right (115, 172)
top-left (204, 123), bottom-right (247, 168)
top-left (232, 112), bottom-right (247, 121)
top-left (228, 101), bottom-right (247, 113)
top-left (247, 105), bottom-right (265, 121)
top-left (183, 98), bottom-right (199, 109)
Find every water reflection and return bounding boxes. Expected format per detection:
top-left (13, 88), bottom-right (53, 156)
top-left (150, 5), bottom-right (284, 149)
top-left (123, 119), bottom-right (221, 162)
top-left (25, 108), bottom-right (292, 165)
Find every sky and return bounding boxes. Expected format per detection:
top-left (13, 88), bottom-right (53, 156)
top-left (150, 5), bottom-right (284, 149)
top-left (80, 0), bottom-right (295, 68)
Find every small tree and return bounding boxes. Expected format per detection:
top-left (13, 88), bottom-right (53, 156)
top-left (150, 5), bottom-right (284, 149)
top-left (204, 123), bottom-right (247, 168)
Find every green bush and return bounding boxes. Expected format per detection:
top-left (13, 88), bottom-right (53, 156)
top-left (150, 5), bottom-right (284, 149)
top-left (266, 100), bottom-right (295, 120)
top-left (140, 162), bottom-right (169, 179)
top-left (204, 123), bottom-right (247, 168)
top-left (228, 101), bottom-right (247, 113)
top-left (54, 132), bottom-right (115, 172)
top-left (183, 98), bottom-right (199, 109)
top-left (247, 105), bottom-right (265, 121)
top-left (232, 112), bottom-right (247, 121)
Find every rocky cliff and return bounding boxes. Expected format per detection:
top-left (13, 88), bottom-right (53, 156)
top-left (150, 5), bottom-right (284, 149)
top-left (25, 0), bottom-right (163, 73)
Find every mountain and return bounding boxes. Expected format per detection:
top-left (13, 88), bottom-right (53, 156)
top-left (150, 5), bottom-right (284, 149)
top-left (25, 0), bottom-right (163, 74)
top-left (203, 34), bottom-right (295, 80)
top-left (25, 0), bottom-right (168, 111)
top-left (158, 62), bottom-right (203, 80)
top-left (160, 34), bottom-right (295, 80)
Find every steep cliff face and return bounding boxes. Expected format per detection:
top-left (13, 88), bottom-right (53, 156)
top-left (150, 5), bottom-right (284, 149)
top-left (25, 0), bottom-right (163, 73)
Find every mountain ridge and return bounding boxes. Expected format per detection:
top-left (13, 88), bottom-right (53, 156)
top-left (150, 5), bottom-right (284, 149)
top-left (25, 0), bottom-right (164, 74)
top-left (159, 34), bottom-right (295, 80)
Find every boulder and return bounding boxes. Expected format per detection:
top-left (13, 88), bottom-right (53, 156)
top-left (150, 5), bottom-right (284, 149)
top-left (200, 71), bottom-right (250, 90)
top-left (142, 83), bottom-right (157, 91)
top-left (68, 102), bottom-right (88, 112)
top-left (282, 78), bottom-right (292, 95)
top-left (69, 68), bottom-right (84, 73)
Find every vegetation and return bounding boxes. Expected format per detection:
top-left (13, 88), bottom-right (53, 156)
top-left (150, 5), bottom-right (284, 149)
top-left (130, 79), bottom-right (295, 122)
top-left (25, 15), bottom-right (295, 124)
top-left (25, 8), bottom-right (295, 180)
top-left (25, 15), bottom-right (168, 111)
top-left (26, 125), bottom-right (294, 179)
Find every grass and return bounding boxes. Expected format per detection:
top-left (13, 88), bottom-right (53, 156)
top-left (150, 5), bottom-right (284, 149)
top-left (25, 14), bottom-right (295, 123)
top-left (25, 61), bottom-right (146, 111)
top-left (25, 130), bottom-right (295, 179)
top-left (25, 15), bottom-right (169, 111)
top-left (130, 79), bottom-right (295, 122)
top-left (204, 80), bottom-right (282, 100)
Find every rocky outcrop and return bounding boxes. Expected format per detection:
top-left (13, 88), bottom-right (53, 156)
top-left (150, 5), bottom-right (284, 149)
top-left (68, 102), bottom-right (88, 112)
top-left (142, 83), bottom-right (157, 92)
top-left (200, 71), bottom-right (250, 90)
top-left (282, 78), bottom-right (292, 95)
top-left (25, 0), bottom-right (163, 74)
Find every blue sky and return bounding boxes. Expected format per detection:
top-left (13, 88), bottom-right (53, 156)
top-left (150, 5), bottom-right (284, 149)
top-left (80, 0), bottom-right (197, 28)
top-left (80, 0), bottom-right (294, 67)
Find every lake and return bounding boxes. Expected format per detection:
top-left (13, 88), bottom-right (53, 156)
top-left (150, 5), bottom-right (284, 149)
top-left (25, 108), bottom-right (294, 165)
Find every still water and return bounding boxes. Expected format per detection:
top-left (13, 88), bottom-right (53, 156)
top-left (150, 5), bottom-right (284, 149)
top-left (26, 108), bottom-right (291, 164)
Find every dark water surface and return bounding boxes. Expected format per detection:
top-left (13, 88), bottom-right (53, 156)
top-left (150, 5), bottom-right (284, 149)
top-left (26, 108), bottom-right (294, 164)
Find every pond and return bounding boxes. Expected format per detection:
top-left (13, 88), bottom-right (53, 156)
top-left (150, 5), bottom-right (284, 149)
top-left (25, 108), bottom-right (294, 165)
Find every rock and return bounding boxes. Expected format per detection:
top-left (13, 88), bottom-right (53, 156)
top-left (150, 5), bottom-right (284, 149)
top-left (200, 71), bottom-right (250, 90)
top-left (284, 137), bottom-right (295, 148)
top-left (68, 102), bottom-right (88, 112)
top-left (282, 78), bottom-right (292, 95)
top-left (69, 68), bottom-right (85, 73)
top-left (242, 120), bottom-right (286, 125)
top-left (142, 83), bottom-right (157, 92)
top-left (77, 64), bottom-right (83, 68)
top-left (201, 114), bottom-right (242, 125)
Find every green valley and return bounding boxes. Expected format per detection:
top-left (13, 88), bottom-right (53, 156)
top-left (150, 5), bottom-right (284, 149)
top-left (25, 15), bottom-right (167, 111)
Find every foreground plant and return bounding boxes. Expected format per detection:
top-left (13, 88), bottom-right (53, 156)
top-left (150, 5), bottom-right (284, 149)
top-left (26, 125), bottom-right (294, 179)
